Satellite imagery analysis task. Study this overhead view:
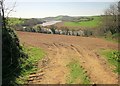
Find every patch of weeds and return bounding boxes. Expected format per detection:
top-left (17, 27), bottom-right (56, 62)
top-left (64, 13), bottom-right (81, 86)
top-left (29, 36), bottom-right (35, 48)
top-left (100, 49), bottom-right (120, 74)
top-left (15, 45), bottom-right (45, 84)
top-left (66, 60), bottom-right (90, 84)
top-left (102, 33), bottom-right (120, 43)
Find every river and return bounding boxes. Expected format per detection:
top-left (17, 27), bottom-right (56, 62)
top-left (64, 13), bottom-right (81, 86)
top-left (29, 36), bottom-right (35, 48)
top-left (41, 21), bottom-right (61, 26)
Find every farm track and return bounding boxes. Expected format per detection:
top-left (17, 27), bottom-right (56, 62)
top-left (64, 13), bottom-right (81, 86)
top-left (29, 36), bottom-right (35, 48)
top-left (17, 31), bottom-right (118, 84)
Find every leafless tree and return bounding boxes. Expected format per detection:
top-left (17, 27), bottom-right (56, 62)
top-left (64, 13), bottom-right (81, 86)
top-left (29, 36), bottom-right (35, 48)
top-left (102, 2), bottom-right (119, 34)
top-left (0, 0), bottom-right (16, 29)
top-left (0, 0), bottom-right (6, 29)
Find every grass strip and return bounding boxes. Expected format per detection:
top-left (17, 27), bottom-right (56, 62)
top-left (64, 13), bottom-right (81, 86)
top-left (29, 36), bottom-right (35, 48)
top-left (66, 60), bottom-right (90, 84)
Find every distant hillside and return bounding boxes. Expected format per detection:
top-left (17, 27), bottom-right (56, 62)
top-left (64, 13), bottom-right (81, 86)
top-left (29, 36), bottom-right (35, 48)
top-left (51, 16), bottom-right (101, 30)
top-left (8, 15), bottom-right (100, 25)
top-left (8, 17), bottom-right (44, 30)
top-left (8, 15), bottom-right (102, 31)
top-left (42, 15), bottom-right (93, 22)
top-left (42, 15), bottom-right (72, 21)
top-left (55, 15), bottom-right (74, 21)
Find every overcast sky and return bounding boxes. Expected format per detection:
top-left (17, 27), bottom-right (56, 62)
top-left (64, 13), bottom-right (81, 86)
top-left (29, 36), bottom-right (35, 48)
top-left (5, 0), bottom-right (118, 18)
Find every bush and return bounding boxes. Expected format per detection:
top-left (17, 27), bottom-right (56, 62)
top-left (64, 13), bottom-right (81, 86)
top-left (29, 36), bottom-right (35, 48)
top-left (84, 29), bottom-right (93, 37)
top-left (2, 26), bottom-right (24, 85)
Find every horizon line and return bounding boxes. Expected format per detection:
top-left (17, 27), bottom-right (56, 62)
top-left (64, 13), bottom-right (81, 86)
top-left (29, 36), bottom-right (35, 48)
top-left (8, 14), bottom-right (103, 19)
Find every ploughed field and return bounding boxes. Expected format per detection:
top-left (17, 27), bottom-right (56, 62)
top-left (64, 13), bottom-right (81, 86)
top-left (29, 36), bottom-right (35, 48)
top-left (17, 31), bottom-right (118, 84)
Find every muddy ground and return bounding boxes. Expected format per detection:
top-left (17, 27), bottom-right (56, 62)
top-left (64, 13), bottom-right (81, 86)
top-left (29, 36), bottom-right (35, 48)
top-left (17, 31), bottom-right (118, 84)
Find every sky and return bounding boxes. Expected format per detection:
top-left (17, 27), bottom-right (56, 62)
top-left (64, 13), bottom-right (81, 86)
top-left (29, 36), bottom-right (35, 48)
top-left (5, 0), bottom-right (118, 18)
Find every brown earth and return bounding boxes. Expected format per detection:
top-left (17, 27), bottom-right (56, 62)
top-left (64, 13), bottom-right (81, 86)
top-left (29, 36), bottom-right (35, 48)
top-left (17, 31), bottom-right (118, 84)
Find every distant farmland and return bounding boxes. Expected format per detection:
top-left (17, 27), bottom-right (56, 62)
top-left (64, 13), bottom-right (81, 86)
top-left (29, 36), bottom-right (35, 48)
top-left (54, 16), bottom-right (101, 30)
top-left (64, 16), bottom-right (101, 28)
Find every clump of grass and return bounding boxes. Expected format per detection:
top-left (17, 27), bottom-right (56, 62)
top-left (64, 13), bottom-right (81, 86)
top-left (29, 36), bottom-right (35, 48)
top-left (103, 33), bottom-right (120, 43)
top-left (66, 60), bottom-right (90, 84)
top-left (100, 49), bottom-right (120, 74)
top-left (15, 46), bottom-right (45, 84)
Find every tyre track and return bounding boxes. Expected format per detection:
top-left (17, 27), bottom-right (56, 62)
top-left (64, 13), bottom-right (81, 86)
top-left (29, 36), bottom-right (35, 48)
top-left (70, 45), bottom-right (118, 84)
top-left (37, 43), bottom-right (69, 84)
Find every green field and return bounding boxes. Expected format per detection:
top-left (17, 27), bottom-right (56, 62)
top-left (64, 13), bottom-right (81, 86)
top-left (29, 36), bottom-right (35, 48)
top-left (64, 16), bottom-right (101, 28)
top-left (8, 18), bottom-right (25, 26)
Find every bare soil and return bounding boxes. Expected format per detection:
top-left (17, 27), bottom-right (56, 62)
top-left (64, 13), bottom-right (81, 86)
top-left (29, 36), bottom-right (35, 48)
top-left (17, 31), bottom-right (118, 84)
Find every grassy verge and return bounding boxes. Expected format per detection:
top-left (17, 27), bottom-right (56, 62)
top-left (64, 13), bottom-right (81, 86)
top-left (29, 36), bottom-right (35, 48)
top-left (15, 45), bottom-right (45, 84)
top-left (100, 49), bottom-right (120, 74)
top-left (103, 37), bottom-right (118, 43)
top-left (98, 33), bottom-right (120, 43)
top-left (104, 35), bottom-right (119, 43)
top-left (66, 60), bottom-right (90, 84)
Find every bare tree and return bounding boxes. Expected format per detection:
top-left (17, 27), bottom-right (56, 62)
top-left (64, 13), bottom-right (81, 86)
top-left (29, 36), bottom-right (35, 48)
top-left (0, 0), bottom-right (16, 29)
top-left (0, 0), bottom-right (6, 29)
top-left (102, 2), bottom-right (119, 34)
